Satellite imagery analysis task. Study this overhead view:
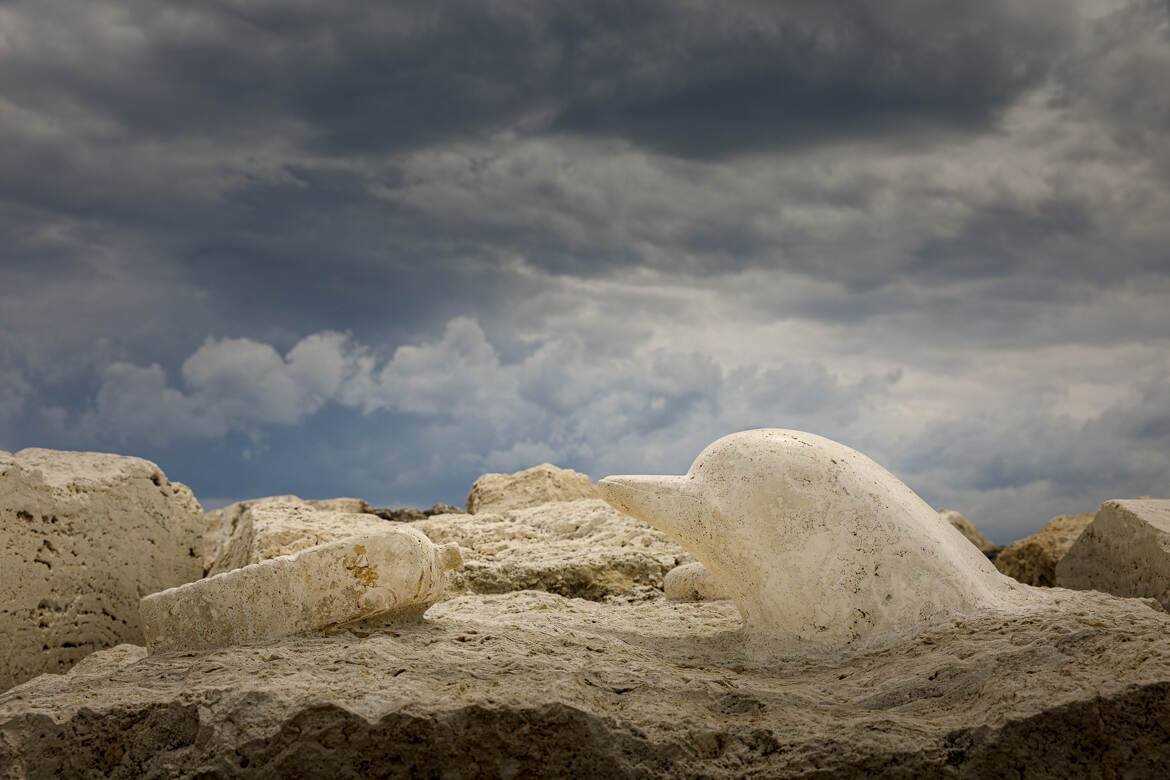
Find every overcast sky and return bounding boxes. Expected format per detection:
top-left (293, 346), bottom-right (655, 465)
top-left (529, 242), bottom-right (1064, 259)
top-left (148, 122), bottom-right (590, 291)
top-left (2, 0), bottom-right (1168, 540)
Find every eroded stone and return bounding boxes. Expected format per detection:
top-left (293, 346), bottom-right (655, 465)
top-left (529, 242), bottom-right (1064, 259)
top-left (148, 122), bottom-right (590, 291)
top-left (0, 448), bottom-right (203, 690)
top-left (664, 561), bottom-right (732, 601)
top-left (139, 529), bottom-right (462, 653)
top-left (466, 463), bottom-right (599, 514)
top-left (995, 512), bottom-right (1094, 586)
top-left (1056, 499), bottom-right (1170, 607)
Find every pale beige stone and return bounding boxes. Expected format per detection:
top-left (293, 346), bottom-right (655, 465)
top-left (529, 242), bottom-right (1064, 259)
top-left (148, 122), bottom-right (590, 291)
top-left (413, 499), bottom-right (691, 600)
top-left (139, 529), bottom-right (462, 653)
top-left (465, 463), bottom-right (599, 514)
top-left (994, 512), bottom-right (1094, 586)
top-left (1056, 499), bottom-right (1170, 607)
top-left (664, 561), bottom-right (733, 601)
top-left (4, 589), bottom-right (1170, 777)
top-left (937, 509), bottom-right (1001, 557)
top-left (600, 429), bottom-right (1032, 651)
top-left (0, 448), bottom-right (203, 690)
top-left (205, 498), bottom-right (391, 577)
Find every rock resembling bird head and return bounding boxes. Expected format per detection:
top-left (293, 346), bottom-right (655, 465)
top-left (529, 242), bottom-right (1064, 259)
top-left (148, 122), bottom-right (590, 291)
top-left (600, 429), bottom-right (1023, 650)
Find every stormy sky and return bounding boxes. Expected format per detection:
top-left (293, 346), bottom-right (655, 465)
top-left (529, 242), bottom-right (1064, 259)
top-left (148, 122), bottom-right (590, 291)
top-left (1, 0), bottom-right (1168, 540)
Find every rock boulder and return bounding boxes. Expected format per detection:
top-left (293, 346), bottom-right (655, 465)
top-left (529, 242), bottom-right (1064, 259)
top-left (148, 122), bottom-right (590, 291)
top-left (1056, 499), bottom-right (1170, 608)
top-left (994, 512), bottom-right (1093, 586)
top-left (465, 463), bottom-right (599, 514)
top-left (937, 509), bottom-right (1002, 559)
top-left (413, 499), bottom-right (690, 600)
top-left (0, 449), bottom-right (203, 691)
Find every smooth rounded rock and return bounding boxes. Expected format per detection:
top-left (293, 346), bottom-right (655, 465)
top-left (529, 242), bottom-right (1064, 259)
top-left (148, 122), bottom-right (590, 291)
top-left (663, 561), bottom-right (733, 602)
top-left (599, 429), bottom-right (1029, 650)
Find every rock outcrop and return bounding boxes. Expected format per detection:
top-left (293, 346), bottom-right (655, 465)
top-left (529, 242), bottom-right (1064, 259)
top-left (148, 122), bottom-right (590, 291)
top-left (140, 530), bottom-right (462, 652)
top-left (937, 509), bottom-right (1002, 559)
top-left (203, 497), bottom-right (391, 577)
top-left (0, 449), bottom-right (203, 691)
top-left (465, 463), bottom-right (599, 514)
top-left (413, 499), bottom-right (690, 600)
top-left (1057, 499), bottom-right (1170, 608)
top-left (3, 588), bottom-right (1170, 778)
top-left (994, 512), bottom-right (1094, 586)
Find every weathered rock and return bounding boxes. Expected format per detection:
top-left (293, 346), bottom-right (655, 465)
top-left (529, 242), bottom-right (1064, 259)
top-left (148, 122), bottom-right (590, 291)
top-left (204, 497), bottom-right (391, 577)
top-left (1057, 499), bottom-right (1170, 608)
top-left (466, 463), bottom-right (599, 514)
top-left (664, 561), bottom-right (733, 601)
top-left (601, 430), bottom-right (1030, 651)
top-left (413, 499), bottom-right (691, 600)
top-left (3, 588), bottom-right (1170, 778)
top-left (304, 497), bottom-right (371, 514)
top-left (937, 509), bottom-right (1002, 559)
top-left (140, 530), bottom-right (463, 653)
top-left (995, 512), bottom-right (1094, 586)
top-left (0, 448), bottom-right (203, 691)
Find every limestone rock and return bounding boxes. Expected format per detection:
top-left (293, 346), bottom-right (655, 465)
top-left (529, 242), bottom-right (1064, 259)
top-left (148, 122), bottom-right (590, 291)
top-left (1057, 499), bottom-right (1170, 608)
top-left (664, 561), bottom-right (733, 601)
top-left (600, 430), bottom-right (1029, 651)
top-left (304, 497), bottom-right (370, 514)
top-left (4, 588), bottom-right (1170, 777)
top-left (413, 499), bottom-right (690, 600)
top-left (994, 512), bottom-right (1094, 586)
top-left (0, 448), bottom-right (203, 691)
top-left (937, 509), bottom-right (1002, 558)
top-left (204, 497), bottom-right (391, 577)
top-left (140, 530), bottom-right (462, 653)
top-left (465, 463), bottom-right (599, 514)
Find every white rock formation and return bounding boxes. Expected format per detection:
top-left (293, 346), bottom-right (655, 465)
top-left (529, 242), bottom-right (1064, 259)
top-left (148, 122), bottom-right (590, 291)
top-left (140, 529), bottom-right (462, 653)
top-left (5, 588), bottom-right (1170, 777)
top-left (599, 429), bottom-right (1030, 651)
top-left (664, 561), bottom-right (733, 602)
top-left (466, 463), bottom-right (599, 514)
top-left (0, 448), bottom-right (204, 690)
top-left (204, 497), bottom-right (392, 576)
top-left (414, 499), bottom-right (690, 599)
top-left (1056, 499), bottom-right (1170, 608)
top-left (995, 512), bottom-right (1094, 586)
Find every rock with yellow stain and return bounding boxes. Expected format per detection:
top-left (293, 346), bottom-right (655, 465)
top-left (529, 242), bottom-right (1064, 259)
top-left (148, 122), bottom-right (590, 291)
top-left (138, 528), bottom-right (462, 653)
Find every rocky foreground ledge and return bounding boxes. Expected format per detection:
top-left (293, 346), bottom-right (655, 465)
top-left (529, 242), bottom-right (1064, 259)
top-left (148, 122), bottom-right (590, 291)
top-left (3, 588), bottom-right (1170, 779)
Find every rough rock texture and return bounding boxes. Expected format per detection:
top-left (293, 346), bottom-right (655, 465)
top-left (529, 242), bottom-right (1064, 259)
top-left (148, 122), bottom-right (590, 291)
top-left (937, 509), bottom-right (1002, 559)
top-left (600, 430), bottom-right (1029, 651)
top-left (0, 449), bottom-right (204, 691)
top-left (1057, 499), bottom-right (1170, 608)
top-left (413, 499), bottom-right (691, 600)
top-left (140, 531), bottom-right (463, 653)
top-left (203, 497), bottom-right (391, 577)
top-left (465, 463), bottom-right (599, 514)
top-left (664, 561), bottom-right (732, 601)
top-left (995, 512), bottom-right (1094, 587)
top-left (4, 588), bottom-right (1170, 778)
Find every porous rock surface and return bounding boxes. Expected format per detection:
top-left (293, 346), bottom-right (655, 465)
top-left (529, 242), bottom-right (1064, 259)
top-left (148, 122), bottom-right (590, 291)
top-left (413, 498), bottom-right (691, 600)
top-left (465, 462), bottom-right (599, 514)
top-left (3, 588), bottom-right (1170, 778)
top-left (140, 530), bottom-right (463, 653)
top-left (1057, 499), bottom-right (1170, 608)
top-left (0, 449), bottom-right (203, 691)
top-left (995, 512), bottom-right (1094, 587)
top-left (203, 497), bottom-right (391, 577)
top-left (937, 509), bottom-right (1001, 558)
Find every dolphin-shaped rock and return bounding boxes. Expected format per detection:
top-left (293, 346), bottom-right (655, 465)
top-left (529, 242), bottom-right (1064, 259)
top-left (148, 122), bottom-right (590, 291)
top-left (600, 429), bottom-right (1028, 650)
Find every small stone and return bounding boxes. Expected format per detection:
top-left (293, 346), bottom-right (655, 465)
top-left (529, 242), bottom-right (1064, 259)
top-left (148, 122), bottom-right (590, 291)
top-left (994, 512), bottom-right (1094, 586)
top-left (139, 529), bottom-right (462, 653)
top-left (664, 562), bottom-right (732, 602)
top-left (1056, 499), bottom-right (1170, 608)
top-left (466, 463), bottom-right (599, 514)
